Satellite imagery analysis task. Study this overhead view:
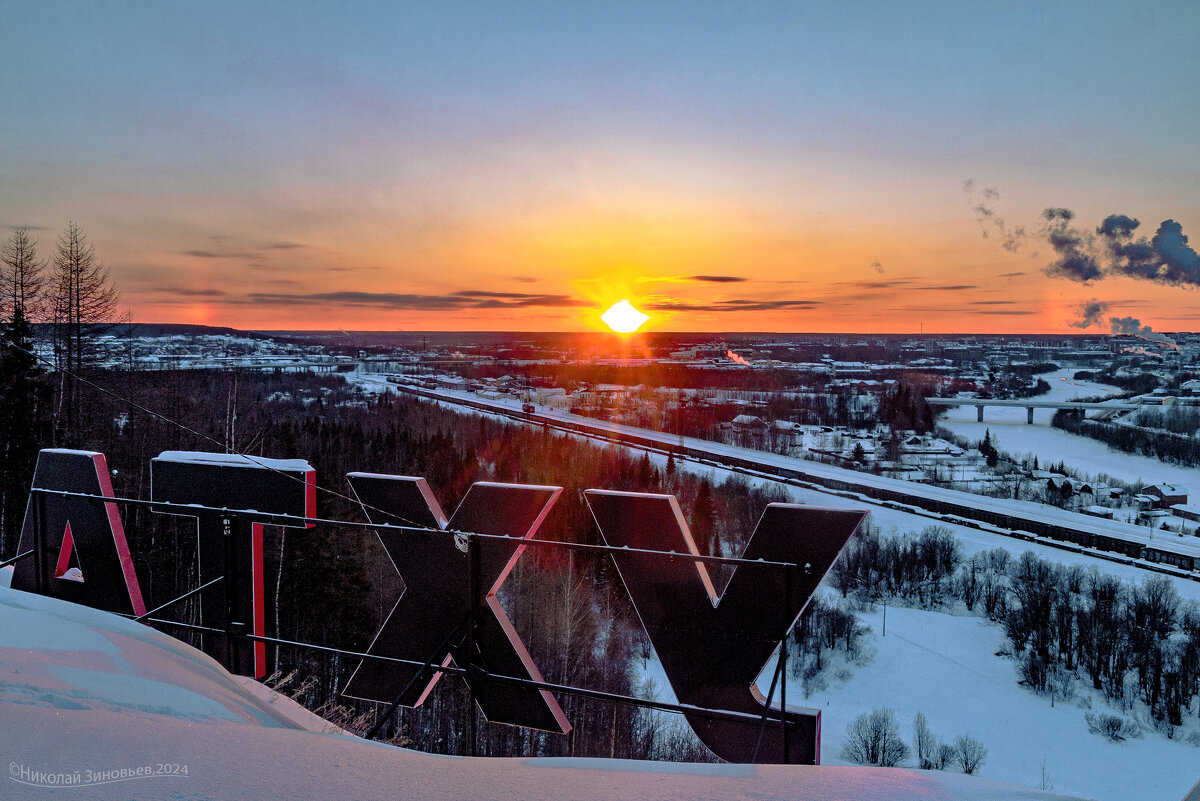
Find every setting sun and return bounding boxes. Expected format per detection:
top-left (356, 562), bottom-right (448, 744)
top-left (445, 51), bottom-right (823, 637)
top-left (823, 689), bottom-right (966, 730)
top-left (600, 300), bottom-right (650, 334)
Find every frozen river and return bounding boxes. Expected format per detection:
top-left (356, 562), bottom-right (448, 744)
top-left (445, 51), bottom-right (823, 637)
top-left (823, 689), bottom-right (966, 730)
top-left (938, 367), bottom-right (1200, 493)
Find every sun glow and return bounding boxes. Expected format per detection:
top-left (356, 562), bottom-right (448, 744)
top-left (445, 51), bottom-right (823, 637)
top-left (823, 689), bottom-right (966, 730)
top-left (601, 300), bottom-right (650, 334)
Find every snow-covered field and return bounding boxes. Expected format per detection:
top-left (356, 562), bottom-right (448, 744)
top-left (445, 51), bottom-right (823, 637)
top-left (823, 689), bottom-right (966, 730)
top-left (780, 606), bottom-right (1199, 801)
top-left (939, 368), bottom-right (1200, 493)
top-left (0, 574), bottom-right (1088, 801)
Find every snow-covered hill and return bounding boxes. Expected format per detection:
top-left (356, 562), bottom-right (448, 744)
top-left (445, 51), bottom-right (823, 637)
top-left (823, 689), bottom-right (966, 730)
top-left (0, 569), bottom-right (1090, 800)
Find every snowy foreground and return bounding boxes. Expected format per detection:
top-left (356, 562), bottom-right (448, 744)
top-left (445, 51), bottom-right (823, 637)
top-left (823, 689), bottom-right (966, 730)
top-left (0, 571), bottom-right (1090, 801)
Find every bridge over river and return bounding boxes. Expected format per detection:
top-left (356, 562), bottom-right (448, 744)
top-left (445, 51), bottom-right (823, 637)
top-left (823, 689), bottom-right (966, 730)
top-left (926, 397), bottom-right (1141, 423)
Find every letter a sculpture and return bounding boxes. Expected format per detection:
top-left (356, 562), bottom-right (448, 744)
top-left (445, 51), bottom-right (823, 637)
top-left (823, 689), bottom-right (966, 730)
top-left (585, 490), bottom-right (865, 764)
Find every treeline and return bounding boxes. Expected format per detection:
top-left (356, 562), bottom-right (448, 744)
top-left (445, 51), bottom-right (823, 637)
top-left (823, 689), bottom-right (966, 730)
top-left (1073, 369), bottom-right (1161, 394)
top-left (1052, 409), bottom-right (1200, 468)
top-left (830, 525), bottom-right (1200, 734)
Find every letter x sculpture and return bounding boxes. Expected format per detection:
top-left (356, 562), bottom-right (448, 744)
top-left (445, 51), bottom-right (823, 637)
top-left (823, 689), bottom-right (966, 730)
top-left (341, 473), bottom-right (571, 734)
top-left (585, 490), bottom-right (865, 764)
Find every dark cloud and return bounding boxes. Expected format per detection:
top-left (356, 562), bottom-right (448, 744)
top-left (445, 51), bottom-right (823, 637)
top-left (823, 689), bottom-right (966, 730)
top-left (686, 275), bottom-right (747, 283)
top-left (1041, 208), bottom-right (1102, 282)
top-left (1069, 299), bottom-right (1108, 329)
top-left (1038, 210), bottom-right (1200, 287)
top-left (998, 271), bottom-right (1026, 278)
top-left (870, 260), bottom-right (885, 275)
top-left (262, 242), bottom-right (306, 251)
top-left (1095, 215), bottom-right (1200, 285)
top-left (963, 180), bottom-right (1027, 253)
top-left (645, 299), bottom-right (820, 312)
top-left (1096, 214), bottom-right (1160, 281)
top-left (970, 300), bottom-right (1017, 305)
top-left (240, 290), bottom-right (590, 310)
top-left (1153, 220), bottom-right (1200, 284)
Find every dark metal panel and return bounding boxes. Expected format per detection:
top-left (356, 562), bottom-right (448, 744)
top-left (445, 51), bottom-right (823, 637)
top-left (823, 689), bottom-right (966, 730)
top-left (342, 473), bottom-right (571, 734)
top-left (584, 490), bottom-right (865, 764)
top-left (149, 452), bottom-right (315, 678)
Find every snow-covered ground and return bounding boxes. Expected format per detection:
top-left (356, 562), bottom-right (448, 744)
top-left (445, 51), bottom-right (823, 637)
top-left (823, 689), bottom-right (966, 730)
top-left (939, 368), bottom-right (1200, 492)
top-left (0, 578), bottom-right (1088, 800)
top-left (767, 606), bottom-right (1200, 801)
top-left (632, 594), bottom-right (1200, 801)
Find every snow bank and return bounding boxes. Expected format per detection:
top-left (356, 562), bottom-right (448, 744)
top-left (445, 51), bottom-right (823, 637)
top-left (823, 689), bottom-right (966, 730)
top-left (0, 583), bottom-right (1089, 800)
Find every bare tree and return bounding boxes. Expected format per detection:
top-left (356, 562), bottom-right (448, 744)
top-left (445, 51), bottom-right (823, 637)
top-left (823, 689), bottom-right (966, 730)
top-left (1, 226), bottom-right (45, 322)
top-left (954, 733), bottom-right (988, 774)
top-left (912, 711), bottom-right (938, 769)
top-left (841, 707), bottom-right (910, 767)
top-left (51, 221), bottom-right (119, 438)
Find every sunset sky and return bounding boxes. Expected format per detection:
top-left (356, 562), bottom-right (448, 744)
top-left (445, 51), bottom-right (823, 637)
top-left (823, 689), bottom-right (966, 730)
top-left (2, 1), bottom-right (1198, 333)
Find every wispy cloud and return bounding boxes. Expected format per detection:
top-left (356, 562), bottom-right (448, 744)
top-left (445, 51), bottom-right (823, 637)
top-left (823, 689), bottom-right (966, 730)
top-left (686, 275), bottom-right (747, 283)
top-left (910, 284), bottom-right (978, 291)
top-left (179, 249), bottom-right (258, 259)
top-left (235, 290), bottom-right (591, 310)
top-left (645, 298), bottom-right (820, 312)
top-left (832, 279), bottom-right (916, 290)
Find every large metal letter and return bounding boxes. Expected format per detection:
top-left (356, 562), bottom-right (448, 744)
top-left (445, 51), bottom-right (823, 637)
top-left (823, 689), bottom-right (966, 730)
top-left (342, 473), bottom-right (570, 734)
top-left (11, 449), bottom-right (145, 617)
top-left (150, 451), bottom-right (315, 678)
top-left (585, 490), bottom-right (865, 764)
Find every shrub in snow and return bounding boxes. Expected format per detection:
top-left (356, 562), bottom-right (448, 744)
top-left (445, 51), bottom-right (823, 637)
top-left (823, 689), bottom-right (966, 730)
top-left (840, 707), bottom-right (910, 767)
top-left (954, 734), bottom-right (988, 775)
top-left (933, 742), bottom-right (957, 770)
top-left (1084, 712), bottom-right (1142, 742)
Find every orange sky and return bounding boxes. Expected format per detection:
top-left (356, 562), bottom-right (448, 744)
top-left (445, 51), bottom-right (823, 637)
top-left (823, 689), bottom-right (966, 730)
top-left (4, 3), bottom-right (1199, 334)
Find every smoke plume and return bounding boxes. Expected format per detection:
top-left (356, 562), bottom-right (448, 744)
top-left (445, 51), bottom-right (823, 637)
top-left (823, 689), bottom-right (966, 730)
top-left (1034, 208), bottom-right (1200, 287)
top-left (1095, 215), bottom-right (1200, 285)
top-left (725, 350), bottom-right (752, 367)
top-left (1042, 208), bottom-right (1102, 282)
top-left (1069, 299), bottom-right (1108, 329)
top-left (964, 180), bottom-right (1027, 253)
top-left (1108, 316), bottom-right (1179, 349)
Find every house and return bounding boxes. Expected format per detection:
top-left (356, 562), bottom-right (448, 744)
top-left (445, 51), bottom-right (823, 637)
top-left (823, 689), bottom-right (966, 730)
top-left (1170, 504), bottom-right (1200, 523)
top-left (1082, 505), bottom-right (1116, 519)
top-left (1046, 476), bottom-right (1076, 495)
top-left (731, 414), bottom-right (768, 431)
top-left (1144, 483), bottom-right (1188, 507)
top-left (1132, 493), bottom-right (1159, 510)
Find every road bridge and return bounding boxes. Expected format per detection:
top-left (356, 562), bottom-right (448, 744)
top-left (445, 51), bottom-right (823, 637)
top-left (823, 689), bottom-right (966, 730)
top-left (925, 397), bottom-right (1140, 423)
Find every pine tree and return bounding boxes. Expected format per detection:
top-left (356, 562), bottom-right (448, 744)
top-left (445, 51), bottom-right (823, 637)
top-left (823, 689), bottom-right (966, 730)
top-left (51, 221), bottom-right (119, 440)
top-left (0, 306), bottom-right (49, 556)
top-left (690, 480), bottom-right (716, 555)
